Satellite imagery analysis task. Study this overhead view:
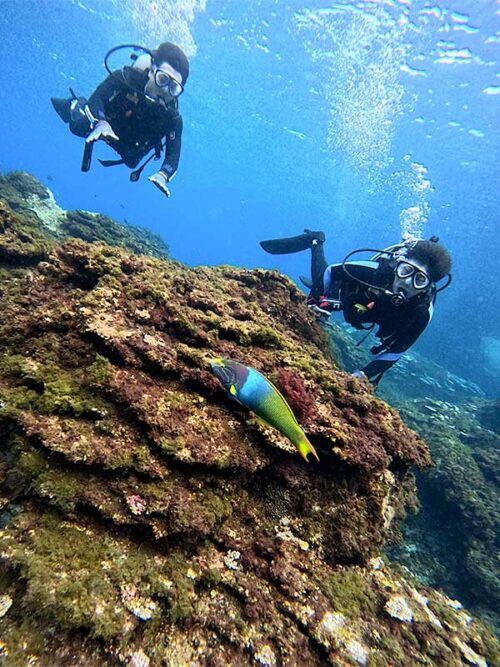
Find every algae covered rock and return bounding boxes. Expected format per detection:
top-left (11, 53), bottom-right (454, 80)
top-left (0, 170), bottom-right (170, 258)
top-left (323, 319), bottom-right (499, 635)
top-left (0, 200), bottom-right (498, 665)
top-left (390, 397), bottom-right (500, 634)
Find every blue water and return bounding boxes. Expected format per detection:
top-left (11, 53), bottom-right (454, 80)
top-left (0, 0), bottom-right (498, 394)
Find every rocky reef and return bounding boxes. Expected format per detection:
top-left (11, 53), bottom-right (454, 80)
top-left (0, 179), bottom-right (498, 665)
top-left (389, 398), bottom-right (500, 635)
top-left (0, 171), bottom-right (170, 259)
top-left (323, 319), bottom-right (499, 637)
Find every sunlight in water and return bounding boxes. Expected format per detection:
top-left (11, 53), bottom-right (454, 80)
top-left (121, 0), bottom-right (207, 57)
top-left (294, 3), bottom-right (407, 174)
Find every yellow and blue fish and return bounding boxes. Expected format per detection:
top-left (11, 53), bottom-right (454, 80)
top-left (210, 358), bottom-right (319, 463)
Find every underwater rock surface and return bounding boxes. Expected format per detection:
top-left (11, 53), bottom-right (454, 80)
top-left (324, 320), bottom-right (500, 637)
top-left (0, 171), bottom-right (170, 259)
top-left (0, 186), bottom-right (498, 665)
top-left (391, 398), bottom-right (500, 635)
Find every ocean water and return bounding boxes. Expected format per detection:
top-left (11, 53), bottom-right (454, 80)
top-left (0, 0), bottom-right (498, 396)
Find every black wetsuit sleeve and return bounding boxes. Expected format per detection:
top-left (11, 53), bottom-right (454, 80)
top-left (87, 71), bottom-right (127, 121)
top-left (361, 302), bottom-right (433, 384)
top-left (160, 113), bottom-right (183, 180)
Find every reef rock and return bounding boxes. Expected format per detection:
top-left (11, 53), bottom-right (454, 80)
top-left (391, 397), bottom-right (500, 634)
top-left (0, 171), bottom-right (170, 258)
top-left (0, 195), bottom-right (498, 666)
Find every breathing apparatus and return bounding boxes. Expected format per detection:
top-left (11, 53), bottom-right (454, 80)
top-left (341, 238), bottom-right (452, 307)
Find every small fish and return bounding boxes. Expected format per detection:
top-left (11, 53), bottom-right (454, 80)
top-left (210, 358), bottom-right (319, 462)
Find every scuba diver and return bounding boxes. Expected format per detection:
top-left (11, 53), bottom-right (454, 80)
top-left (51, 42), bottom-right (189, 197)
top-left (260, 230), bottom-right (452, 385)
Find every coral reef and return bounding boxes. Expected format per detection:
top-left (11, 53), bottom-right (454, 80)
top-left (322, 320), bottom-right (499, 635)
top-left (0, 192), bottom-right (498, 665)
top-left (390, 398), bottom-right (500, 635)
top-left (0, 171), bottom-right (170, 258)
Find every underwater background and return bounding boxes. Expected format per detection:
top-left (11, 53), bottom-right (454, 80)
top-left (0, 0), bottom-right (499, 396)
top-left (0, 2), bottom-right (499, 663)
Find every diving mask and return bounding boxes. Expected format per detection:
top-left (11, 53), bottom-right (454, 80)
top-left (153, 66), bottom-right (184, 97)
top-left (395, 261), bottom-right (430, 290)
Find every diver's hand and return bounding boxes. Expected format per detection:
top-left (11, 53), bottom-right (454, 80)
top-left (86, 120), bottom-right (119, 144)
top-left (148, 170), bottom-right (171, 197)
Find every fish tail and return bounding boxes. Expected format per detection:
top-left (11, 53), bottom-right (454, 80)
top-left (296, 434), bottom-right (320, 463)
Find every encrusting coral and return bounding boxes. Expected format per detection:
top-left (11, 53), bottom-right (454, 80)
top-left (0, 177), bottom-right (498, 666)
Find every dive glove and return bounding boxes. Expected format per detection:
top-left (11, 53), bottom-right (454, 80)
top-left (86, 120), bottom-right (119, 144)
top-left (148, 170), bottom-right (171, 198)
top-left (307, 295), bottom-right (335, 317)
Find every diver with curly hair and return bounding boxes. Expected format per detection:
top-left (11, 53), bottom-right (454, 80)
top-left (260, 230), bottom-right (452, 385)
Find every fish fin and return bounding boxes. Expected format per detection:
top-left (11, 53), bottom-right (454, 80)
top-left (297, 435), bottom-right (320, 463)
top-left (254, 416), bottom-right (274, 430)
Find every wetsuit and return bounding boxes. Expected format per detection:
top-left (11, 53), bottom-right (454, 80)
top-left (311, 243), bottom-right (434, 384)
top-left (69, 67), bottom-right (182, 176)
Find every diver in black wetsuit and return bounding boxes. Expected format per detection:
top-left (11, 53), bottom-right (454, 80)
top-left (51, 42), bottom-right (189, 198)
top-left (260, 230), bottom-right (452, 385)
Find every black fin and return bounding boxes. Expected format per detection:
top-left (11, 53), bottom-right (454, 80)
top-left (299, 275), bottom-right (313, 289)
top-left (51, 97), bottom-right (72, 123)
top-left (260, 233), bottom-right (314, 255)
top-left (260, 229), bottom-right (325, 255)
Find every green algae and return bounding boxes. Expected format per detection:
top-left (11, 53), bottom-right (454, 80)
top-left (11, 447), bottom-right (80, 513)
top-left (251, 326), bottom-right (288, 349)
top-left (321, 569), bottom-right (377, 618)
top-left (1, 511), bottom-right (168, 641)
top-left (0, 353), bottom-right (112, 419)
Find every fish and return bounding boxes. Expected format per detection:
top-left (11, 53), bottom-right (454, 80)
top-left (210, 358), bottom-right (319, 462)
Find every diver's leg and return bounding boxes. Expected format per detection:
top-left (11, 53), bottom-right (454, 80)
top-left (260, 229), bottom-right (325, 255)
top-left (68, 98), bottom-right (94, 138)
top-left (51, 97), bottom-right (73, 123)
top-left (51, 95), bottom-right (93, 138)
top-left (310, 240), bottom-right (327, 294)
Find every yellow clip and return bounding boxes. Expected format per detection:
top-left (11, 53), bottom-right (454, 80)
top-left (230, 385), bottom-right (237, 396)
top-left (355, 303), bottom-right (367, 313)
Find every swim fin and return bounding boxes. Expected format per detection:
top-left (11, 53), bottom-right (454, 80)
top-left (299, 275), bottom-right (313, 289)
top-left (51, 97), bottom-right (72, 123)
top-left (260, 229), bottom-right (325, 255)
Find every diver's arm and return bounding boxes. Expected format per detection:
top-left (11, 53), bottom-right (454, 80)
top-left (160, 113), bottom-right (183, 180)
top-left (148, 114), bottom-right (183, 197)
top-left (360, 302), bottom-right (432, 384)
